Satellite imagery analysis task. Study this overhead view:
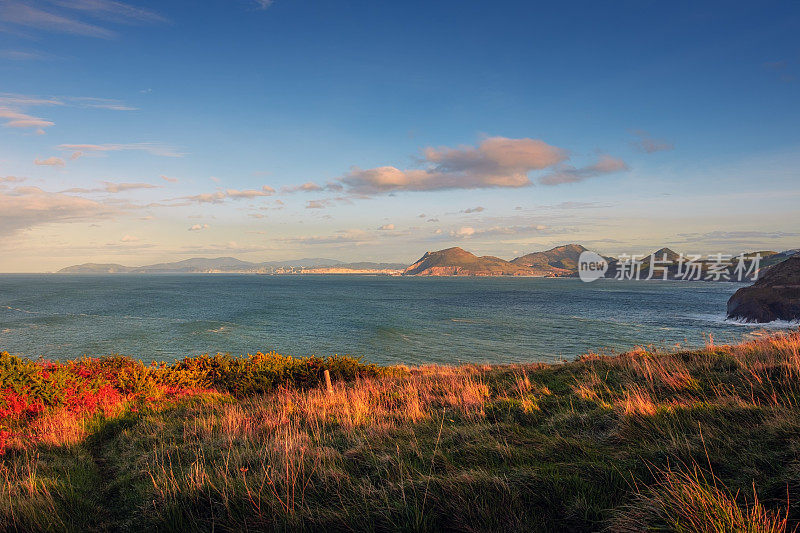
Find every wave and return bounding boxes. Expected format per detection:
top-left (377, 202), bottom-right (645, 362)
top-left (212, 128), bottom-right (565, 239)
top-left (688, 313), bottom-right (799, 328)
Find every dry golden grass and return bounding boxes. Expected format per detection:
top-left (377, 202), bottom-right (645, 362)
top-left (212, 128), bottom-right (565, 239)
top-left (2, 330), bottom-right (800, 531)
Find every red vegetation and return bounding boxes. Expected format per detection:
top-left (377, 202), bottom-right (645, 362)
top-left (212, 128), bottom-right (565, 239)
top-left (0, 354), bottom-right (219, 454)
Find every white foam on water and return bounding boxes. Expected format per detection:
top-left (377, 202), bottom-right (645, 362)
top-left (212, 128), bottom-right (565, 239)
top-left (688, 312), bottom-right (799, 328)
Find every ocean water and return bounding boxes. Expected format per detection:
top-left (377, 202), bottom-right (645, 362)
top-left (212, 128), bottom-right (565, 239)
top-left (0, 274), bottom-right (793, 365)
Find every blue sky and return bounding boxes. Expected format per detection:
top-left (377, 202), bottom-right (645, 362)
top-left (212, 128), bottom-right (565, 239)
top-left (1, 0), bottom-right (799, 271)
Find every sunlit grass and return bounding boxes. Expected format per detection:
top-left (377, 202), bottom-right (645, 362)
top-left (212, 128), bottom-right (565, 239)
top-left (2, 331), bottom-right (799, 531)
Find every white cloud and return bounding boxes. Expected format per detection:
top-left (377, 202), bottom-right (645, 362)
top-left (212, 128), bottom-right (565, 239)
top-left (121, 234), bottom-right (139, 242)
top-left (378, 223), bottom-right (395, 231)
top-left (188, 224), bottom-right (210, 231)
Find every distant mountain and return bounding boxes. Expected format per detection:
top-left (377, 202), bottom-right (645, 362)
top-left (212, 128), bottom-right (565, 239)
top-left (402, 244), bottom-right (800, 279)
top-left (58, 257), bottom-right (383, 274)
top-left (510, 244), bottom-right (589, 274)
top-left (58, 263), bottom-right (134, 274)
top-left (642, 247), bottom-right (681, 264)
top-left (403, 247), bottom-right (536, 276)
top-left (136, 257), bottom-right (255, 273)
top-left (56, 246), bottom-right (800, 278)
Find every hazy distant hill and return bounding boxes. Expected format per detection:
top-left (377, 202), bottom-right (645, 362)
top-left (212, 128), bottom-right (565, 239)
top-left (135, 257), bottom-right (255, 273)
top-left (403, 247), bottom-right (536, 276)
top-left (58, 257), bottom-right (376, 274)
top-left (58, 263), bottom-right (135, 273)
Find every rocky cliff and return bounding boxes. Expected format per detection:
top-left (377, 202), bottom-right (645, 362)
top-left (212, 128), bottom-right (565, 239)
top-left (727, 256), bottom-right (800, 322)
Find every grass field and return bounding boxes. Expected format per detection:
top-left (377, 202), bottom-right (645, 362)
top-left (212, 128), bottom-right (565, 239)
top-left (2, 331), bottom-right (799, 531)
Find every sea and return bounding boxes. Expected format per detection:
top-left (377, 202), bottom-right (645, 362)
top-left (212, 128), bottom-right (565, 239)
top-left (0, 274), bottom-right (794, 365)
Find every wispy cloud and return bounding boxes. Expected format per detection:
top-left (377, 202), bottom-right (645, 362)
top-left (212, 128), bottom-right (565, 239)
top-left (0, 49), bottom-right (48, 60)
top-left (0, 0), bottom-right (165, 39)
top-left (0, 107), bottom-right (53, 134)
top-left (538, 155), bottom-right (628, 185)
top-left (104, 181), bottom-right (157, 193)
top-left (281, 229), bottom-right (373, 246)
top-left (65, 96), bottom-right (137, 111)
top-left (254, 0), bottom-right (274, 9)
top-left (537, 201), bottom-right (611, 210)
top-left (461, 206), bottom-right (484, 214)
top-left (34, 156), bottom-right (65, 167)
top-left (49, 0), bottom-right (166, 24)
top-left (180, 192), bottom-right (226, 204)
top-left (0, 93), bottom-right (135, 134)
top-left (0, 1), bottom-right (115, 38)
top-left (60, 143), bottom-right (183, 158)
top-left (160, 175), bottom-right (179, 183)
top-left (676, 230), bottom-right (800, 245)
top-left (226, 186), bottom-right (275, 199)
top-left (377, 223), bottom-right (395, 231)
top-left (449, 223), bottom-right (551, 239)
top-left (631, 130), bottom-right (674, 153)
top-left (0, 185), bottom-right (117, 236)
top-left (281, 181), bottom-right (323, 193)
top-left (63, 181), bottom-right (158, 194)
top-left (188, 224), bottom-right (209, 231)
top-left (177, 185), bottom-right (274, 204)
